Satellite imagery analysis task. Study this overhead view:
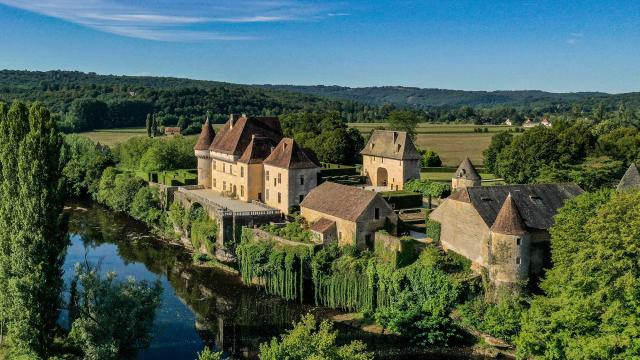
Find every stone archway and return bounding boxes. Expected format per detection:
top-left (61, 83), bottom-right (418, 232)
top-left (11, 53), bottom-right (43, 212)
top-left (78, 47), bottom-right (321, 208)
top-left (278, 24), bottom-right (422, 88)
top-left (376, 167), bottom-right (388, 187)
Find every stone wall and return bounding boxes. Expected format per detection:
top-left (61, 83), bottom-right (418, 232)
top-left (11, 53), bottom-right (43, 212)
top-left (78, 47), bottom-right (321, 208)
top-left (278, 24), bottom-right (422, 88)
top-left (361, 155), bottom-right (420, 191)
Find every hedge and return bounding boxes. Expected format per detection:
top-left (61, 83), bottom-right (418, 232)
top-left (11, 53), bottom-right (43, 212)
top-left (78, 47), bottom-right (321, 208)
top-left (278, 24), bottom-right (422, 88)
top-left (380, 191), bottom-right (423, 210)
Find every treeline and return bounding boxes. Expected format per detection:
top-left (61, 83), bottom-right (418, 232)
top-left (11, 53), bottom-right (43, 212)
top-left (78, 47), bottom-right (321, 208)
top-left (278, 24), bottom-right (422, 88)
top-left (0, 70), bottom-right (405, 132)
top-left (484, 110), bottom-right (640, 190)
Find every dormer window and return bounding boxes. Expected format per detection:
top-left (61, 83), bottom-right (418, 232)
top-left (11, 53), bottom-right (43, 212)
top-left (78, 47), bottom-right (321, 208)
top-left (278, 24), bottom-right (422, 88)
top-left (480, 196), bottom-right (492, 201)
top-left (529, 195), bottom-right (543, 205)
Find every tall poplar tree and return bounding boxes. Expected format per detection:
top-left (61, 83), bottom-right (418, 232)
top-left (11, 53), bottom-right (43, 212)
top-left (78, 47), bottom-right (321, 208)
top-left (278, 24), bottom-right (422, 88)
top-left (0, 102), bottom-right (67, 358)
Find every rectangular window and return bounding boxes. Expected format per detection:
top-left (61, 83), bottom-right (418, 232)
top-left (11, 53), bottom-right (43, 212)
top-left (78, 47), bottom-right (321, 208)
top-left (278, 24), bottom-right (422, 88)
top-left (278, 173), bottom-right (282, 184)
top-left (274, 178), bottom-right (277, 186)
top-left (339, 231), bottom-right (343, 240)
top-left (277, 192), bottom-right (281, 204)
top-left (375, 208), bottom-right (380, 220)
top-left (266, 189), bottom-right (270, 201)
top-left (516, 238), bottom-right (521, 246)
top-left (223, 181), bottom-right (226, 191)
top-left (222, 163), bottom-right (225, 173)
top-left (299, 176), bottom-right (304, 185)
top-left (212, 160), bottom-right (216, 170)
top-left (516, 257), bottom-right (521, 265)
top-left (229, 165), bottom-right (232, 174)
top-left (299, 194), bottom-right (304, 203)
top-left (240, 186), bottom-right (244, 197)
top-left (266, 171), bottom-right (270, 181)
top-left (241, 167), bottom-right (244, 177)
top-left (213, 178), bottom-right (216, 188)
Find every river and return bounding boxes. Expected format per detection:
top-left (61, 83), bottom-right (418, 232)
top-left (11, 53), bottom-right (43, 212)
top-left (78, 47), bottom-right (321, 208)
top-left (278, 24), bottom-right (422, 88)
top-left (63, 200), bottom-right (481, 360)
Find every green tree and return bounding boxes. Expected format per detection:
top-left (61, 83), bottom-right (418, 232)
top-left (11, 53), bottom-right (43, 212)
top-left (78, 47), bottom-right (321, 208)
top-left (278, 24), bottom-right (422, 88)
top-left (483, 131), bottom-right (513, 174)
top-left (146, 113), bottom-right (152, 137)
top-left (0, 102), bottom-right (67, 357)
top-left (61, 135), bottom-right (114, 196)
top-left (495, 126), bottom-right (560, 183)
top-left (387, 110), bottom-right (420, 141)
top-left (67, 98), bottom-right (109, 132)
top-left (517, 190), bottom-right (640, 359)
top-left (68, 263), bottom-right (163, 360)
top-left (130, 186), bottom-right (162, 225)
top-left (197, 346), bottom-right (223, 360)
top-left (419, 149), bottom-right (442, 167)
top-left (258, 314), bottom-right (373, 360)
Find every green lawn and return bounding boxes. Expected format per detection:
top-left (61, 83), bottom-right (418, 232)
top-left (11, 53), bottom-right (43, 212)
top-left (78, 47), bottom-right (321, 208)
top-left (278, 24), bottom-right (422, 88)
top-left (79, 127), bottom-right (200, 148)
top-left (420, 167), bottom-right (502, 185)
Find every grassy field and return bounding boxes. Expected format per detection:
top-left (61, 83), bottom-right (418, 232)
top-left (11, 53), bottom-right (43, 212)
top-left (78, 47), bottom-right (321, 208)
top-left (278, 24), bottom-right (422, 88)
top-left (79, 128), bottom-right (200, 147)
top-left (348, 122), bottom-right (517, 134)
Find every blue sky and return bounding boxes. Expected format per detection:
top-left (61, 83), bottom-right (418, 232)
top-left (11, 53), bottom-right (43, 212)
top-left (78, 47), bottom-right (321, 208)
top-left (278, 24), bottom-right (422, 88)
top-left (0, 0), bottom-right (638, 93)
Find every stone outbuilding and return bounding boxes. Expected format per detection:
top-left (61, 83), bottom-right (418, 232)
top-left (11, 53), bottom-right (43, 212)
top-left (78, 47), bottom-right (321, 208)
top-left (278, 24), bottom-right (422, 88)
top-left (452, 156), bottom-right (482, 190)
top-left (360, 130), bottom-right (421, 191)
top-left (300, 182), bottom-right (398, 249)
top-left (617, 163), bottom-right (640, 192)
top-left (429, 183), bottom-right (584, 285)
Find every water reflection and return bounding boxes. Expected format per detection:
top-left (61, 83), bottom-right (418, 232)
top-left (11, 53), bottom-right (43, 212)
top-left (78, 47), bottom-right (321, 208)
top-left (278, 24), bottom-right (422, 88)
top-left (64, 201), bottom-right (477, 360)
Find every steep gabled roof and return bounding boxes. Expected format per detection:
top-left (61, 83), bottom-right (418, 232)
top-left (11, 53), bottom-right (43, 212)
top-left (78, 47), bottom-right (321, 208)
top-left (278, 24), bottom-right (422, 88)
top-left (238, 135), bottom-right (277, 164)
top-left (617, 163), bottom-right (640, 192)
top-left (263, 138), bottom-right (320, 169)
top-left (209, 114), bottom-right (282, 155)
top-left (455, 156), bottom-right (481, 180)
top-left (194, 119), bottom-right (215, 150)
top-left (301, 182), bottom-right (389, 222)
top-left (450, 183), bottom-right (583, 230)
top-left (360, 130), bottom-right (422, 160)
top-left (490, 193), bottom-right (527, 235)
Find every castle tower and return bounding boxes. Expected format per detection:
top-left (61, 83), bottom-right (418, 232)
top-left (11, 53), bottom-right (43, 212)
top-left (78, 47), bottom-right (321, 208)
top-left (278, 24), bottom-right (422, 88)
top-left (452, 156), bottom-right (481, 190)
top-left (194, 118), bottom-right (215, 187)
top-left (489, 193), bottom-right (530, 285)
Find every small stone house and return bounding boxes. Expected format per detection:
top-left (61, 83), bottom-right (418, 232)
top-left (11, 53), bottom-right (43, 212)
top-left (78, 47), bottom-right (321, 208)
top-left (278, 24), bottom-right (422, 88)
top-left (617, 163), bottom-right (640, 192)
top-left (360, 130), bottom-right (421, 191)
top-left (429, 183), bottom-right (583, 285)
top-left (300, 182), bottom-right (398, 249)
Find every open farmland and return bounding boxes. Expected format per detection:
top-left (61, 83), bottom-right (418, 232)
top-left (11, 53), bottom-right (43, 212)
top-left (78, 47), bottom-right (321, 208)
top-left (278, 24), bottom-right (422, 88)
top-left (348, 123), bottom-right (518, 134)
top-left (79, 126), bottom-right (223, 147)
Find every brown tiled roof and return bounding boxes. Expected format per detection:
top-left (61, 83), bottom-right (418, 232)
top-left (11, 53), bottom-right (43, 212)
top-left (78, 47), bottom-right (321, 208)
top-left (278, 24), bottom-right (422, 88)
top-left (209, 114), bottom-right (282, 155)
top-left (263, 138), bottom-right (320, 169)
top-left (455, 157), bottom-right (481, 180)
top-left (464, 183), bottom-right (583, 230)
top-left (360, 130), bottom-right (422, 160)
top-left (490, 194), bottom-right (527, 235)
top-left (301, 182), bottom-right (382, 222)
top-left (449, 188), bottom-right (471, 203)
top-left (617, 163), bottom-right (640, 191)
top-left (310, 218), bottom-right (336, 234)
top-left (194, 119), bottom-right (215, 150)
top-left (238, 135), bottom-right (277, 164)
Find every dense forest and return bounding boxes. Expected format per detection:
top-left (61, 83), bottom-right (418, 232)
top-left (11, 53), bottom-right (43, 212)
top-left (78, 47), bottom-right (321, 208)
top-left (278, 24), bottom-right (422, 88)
top-left (3, 70), bottom-right (640, 134)
top-left (261, 84), bottom-right (640, 110)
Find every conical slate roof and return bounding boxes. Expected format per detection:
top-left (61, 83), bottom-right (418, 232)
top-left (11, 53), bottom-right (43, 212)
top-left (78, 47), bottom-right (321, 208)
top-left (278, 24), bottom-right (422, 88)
top-left (617, 163), bottom-right (640, 192)
top-left (194, 119), bottom-right (215, 151)
top-left (490, 193), bottom-right (527, 235)
top-left (456, 156), bottom-right (481, 180)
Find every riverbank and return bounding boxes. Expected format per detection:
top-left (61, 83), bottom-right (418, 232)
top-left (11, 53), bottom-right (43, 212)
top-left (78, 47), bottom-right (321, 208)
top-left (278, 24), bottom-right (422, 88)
top-left (65, 200), bottom-right (503, 359)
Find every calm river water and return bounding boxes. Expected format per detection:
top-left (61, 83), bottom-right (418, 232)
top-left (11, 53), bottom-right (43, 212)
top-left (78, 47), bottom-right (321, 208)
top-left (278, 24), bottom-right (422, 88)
top-left (63, 201), bottom-right (479, 360)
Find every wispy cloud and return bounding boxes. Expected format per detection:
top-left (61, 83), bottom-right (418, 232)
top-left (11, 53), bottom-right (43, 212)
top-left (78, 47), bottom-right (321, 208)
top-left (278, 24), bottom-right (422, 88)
top-left (0, 0), bottom-right (339, 41)
top-left (567, 31), bottom-right (584, 45)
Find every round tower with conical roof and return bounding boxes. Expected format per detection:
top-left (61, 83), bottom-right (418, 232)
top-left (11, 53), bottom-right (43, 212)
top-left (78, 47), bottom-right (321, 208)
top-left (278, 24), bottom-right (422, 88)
top-left (488, 193), bottom-right (530, 285)
top-left (194, 117), bottom-right (215, 187)
top-left (452, 156), bottom-right (482, 190)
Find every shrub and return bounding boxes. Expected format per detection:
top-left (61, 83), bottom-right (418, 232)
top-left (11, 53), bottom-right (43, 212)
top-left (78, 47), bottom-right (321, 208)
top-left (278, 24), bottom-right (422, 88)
top-left (419, 149), bottom-right (442, 167)
top-left (130, 186), bottom-right (162, 225)
top-left (426, 220), bottom-right (441, 243)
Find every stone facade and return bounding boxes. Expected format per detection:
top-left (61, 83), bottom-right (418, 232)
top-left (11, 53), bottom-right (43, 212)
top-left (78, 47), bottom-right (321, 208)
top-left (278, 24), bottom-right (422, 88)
top-left (360, 130), bottom-right (421, 190)
top-left (429, 184), bottom-right (583, 285)
top-left (300, 182), bottom-right (398, 249)
top-left (194, 114), bottom-right (320, 215)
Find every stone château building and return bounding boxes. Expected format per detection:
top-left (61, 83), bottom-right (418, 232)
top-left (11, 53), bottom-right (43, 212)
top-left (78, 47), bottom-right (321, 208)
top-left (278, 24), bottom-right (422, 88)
top-left (301, 182), bottom-right (398, 249)
top-left (360, 130), bottom-right (421, 190)
top-left (429, 182), bottom-right (583, 285)
top-left (194, 114), bottom-right (321, 214)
